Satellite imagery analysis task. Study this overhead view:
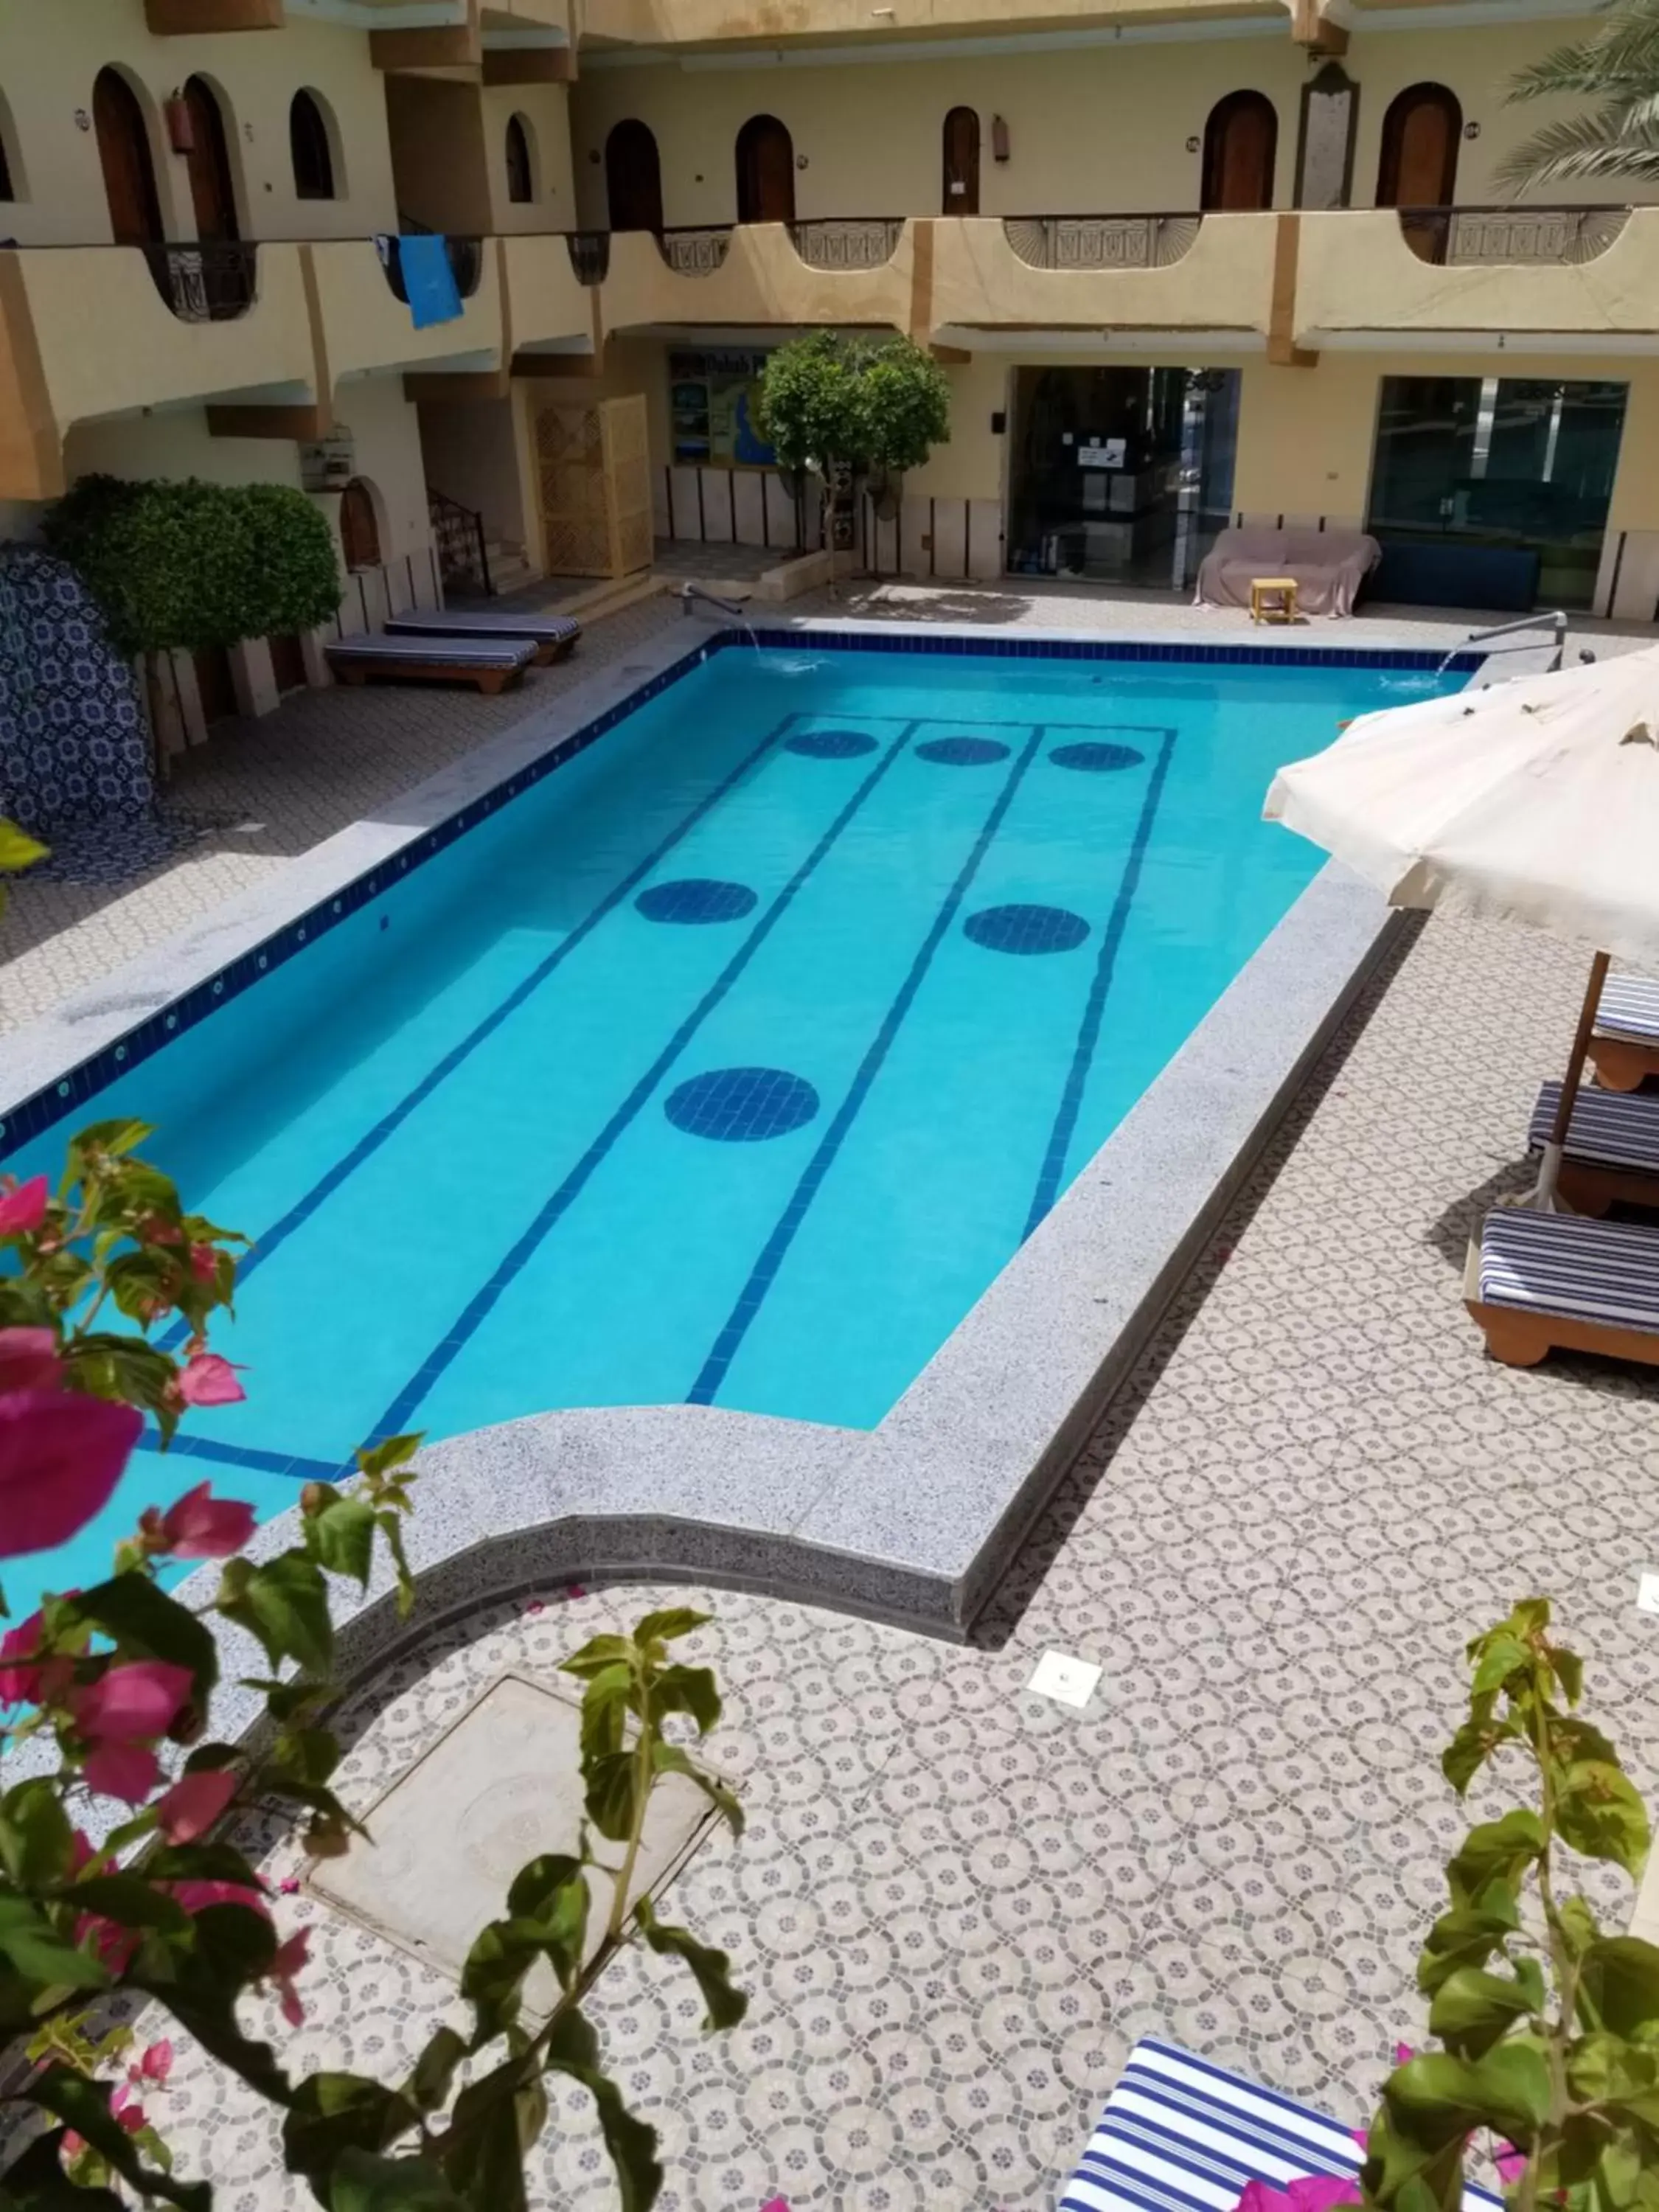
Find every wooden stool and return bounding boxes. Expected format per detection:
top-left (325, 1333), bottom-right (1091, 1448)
top-left (1250, 576), bottom-right (1298, 625)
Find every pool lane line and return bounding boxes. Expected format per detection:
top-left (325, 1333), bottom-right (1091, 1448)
top-left (1021, 723), bottom-right (1179, 1242)
top-left (158, 709), bottom-right (805, 1357)
top-left (358, 717), bottom-right (925, 1456)
top-left (132, 1427), bottom-right (343, 1484)
top-left (684, 720), bottom-right (1050, 1411)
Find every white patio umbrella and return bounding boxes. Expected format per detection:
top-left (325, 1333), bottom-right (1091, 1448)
top-left (1263, 643), bottom-right (1659, 1208)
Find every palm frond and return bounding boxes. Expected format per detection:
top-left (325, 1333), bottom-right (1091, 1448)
top-left (1495, 103), bottom-right (1659, 187)
top-left (1506, 38), bottom-right (1605, 100)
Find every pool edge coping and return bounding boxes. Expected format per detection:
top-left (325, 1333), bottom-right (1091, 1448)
top-left (4, 616), bottom-right (1426, 1686)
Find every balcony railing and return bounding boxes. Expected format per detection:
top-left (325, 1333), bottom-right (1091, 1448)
top-left (1396, 204), bottom-right (1631, 268)
top-left (788, 217), bottom-right (904, 270)
top-left (376, 232), bottom-right (484, 305)
top-left (657, 226), bottom-right (733, 276)
top-left (1002, 213), bottom-right (1201, 271)
top-left (142, 240), bottom-right (258, 322)
top-left (565, 230), bottom-right (611, 285)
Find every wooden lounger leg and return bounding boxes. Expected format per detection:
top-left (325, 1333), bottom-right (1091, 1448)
top-left (1468, 1304), bottom-right (1553, 1367)
top-left (1590, 1040), bottom-right (1657, 1092)
top-left (550, 639), bottom-right (577, 664)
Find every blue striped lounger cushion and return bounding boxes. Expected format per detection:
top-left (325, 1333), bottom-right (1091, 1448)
top-left (1596, 973), bottom-right (1659, 1044)
top-left (1060, 2040), bottom-right (1501, 2212)
top-left (1528, 1081), bottom-right (1659, 1174)
top-left (385, 611), bottom-right (582, 647)
top-left (327, 632), bottom-right (535, 669)
top-left (1478, 1208), bottom-right (1659, 1332)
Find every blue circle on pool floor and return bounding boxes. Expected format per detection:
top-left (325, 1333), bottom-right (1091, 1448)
top-left (664, 1066), bottom-right (821, 1142)
top-left (787, 728), bottom-right (879, 759)
top-left (915, 736), bottom-right (1011, 767)
top-left (964, 902), bottom-right (1091, 956)
top-left (636, 877), bottom-right (758, 925)
top-left (1050, 740), bottom-right (1145, 773)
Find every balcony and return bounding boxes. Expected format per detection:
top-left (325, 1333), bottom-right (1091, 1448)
top-left (580, 0), bottom-right (1289, 47)
top-left (1293, 207), bottom-right (1659, 349)
top-left (928, 212), bottom-right (1276, 344)
top-left (502, 233), bottom-right (596, 361)
top-left (602, 221), bottom-right (914, 336)
top-left (308, 237), bottom-right (504, 385)
top-left (0, 243), bottom-right (317, 501)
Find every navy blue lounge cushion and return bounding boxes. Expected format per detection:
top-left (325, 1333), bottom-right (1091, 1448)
top-left (327, 631), bottom-right (535, 669)
top-left (1479, 1208), bottom-right (1659, 1333)
top-left (1528, 1080), bottom-right (1659, 1175)
top-left (385, 611), bottom-right (582, 647)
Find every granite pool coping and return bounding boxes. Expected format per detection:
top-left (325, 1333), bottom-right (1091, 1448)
top-left (1, 616), bottom-right (1448, 1680)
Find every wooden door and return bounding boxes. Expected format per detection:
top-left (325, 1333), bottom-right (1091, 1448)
top-left (942, 106), bottom-right (980, 215)
top-left (605, 119), bottom-right (663, 233)
top-left (93, 67), bottom-right (163, 245)
top-left (736, 115), bottom-right (794, 225)
top-left (184, 76), bottom-right (239, 241)
top-left (1200, 91), bottom-right (1278, 212)
top-left (339, 479), bottom-right (381, 572)
top-left (268, 633), bottom-right (307, 692)
top-left (1377, 83), bottom-right (1460, 259)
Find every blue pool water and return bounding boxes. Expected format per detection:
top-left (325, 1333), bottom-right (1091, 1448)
top-left (5, 644), bottom-right (1464, 1607)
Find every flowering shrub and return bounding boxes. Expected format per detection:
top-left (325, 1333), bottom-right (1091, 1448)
top-left (0, 1127), bottom-right (745, 2208)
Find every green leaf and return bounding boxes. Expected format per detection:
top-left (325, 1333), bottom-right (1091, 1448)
top-left (650, 1664), bottom-right (720, 1738)
top-left (584, 1749), bottom-right (639, 1844)
top-left (1556, 1759), bottom-right (1651, 1878)
top-left (307, 1498), bottom-right (378, 1588)
top-left (1567, 2031), bottom-right (1659, 2107)
top-left (407, 2025), bottom-right (467, 2116)
top-left (217, 1553), bottom-right (333, 1675)
top-left (459, 1920), bottom-right (533, 2044)
top-left (0, 821), bottom-right (49, 874)
top-left (328, 2150), bottom-right (467, 2212)
top-left (1579, 1937), bottom-right (1659, 2039)
top-left (60, 1875), bottom-right (192, 1936)
top-left (444, 2083), bottom-right (529, 2212)
top-left (0, 1778), bottom-right (76, 1888)
top-left (1552, 1644), bottom-right (1586, 1705)
top-left (650, 1742), bottom-right (744, 1840)
top-left (578, 1664), bottom-right (631, 1764)
top-left (23, 2065), bottom-right (209, 2210)
top-left (284, 2073), bottom-right (420, 2195)
top-left (1386, 2044), bottom-right (1551, 2145)
top-left (630, 1609), bottom-right (711, 1648)
top-left (67, 1118), bottom-right (154, 1163)
top-left (66, 1575), bottom-right (218, 1700)
top-left (504, 1854), bottom-right (589, 1993)
top-left (0, 1896), bottom-right (111, 1994)
top-left (540, 2011), bottom-right (662, 2212)
top-left (1441, 1716), bottom-right (1516, 1795)
top-left (0, 2124), bottom-right (128, 2208)
top-left (635, 1897), bottom-right (747, 2031)
top-left (560, 1635), bottom-right (635, 1683)
top-left (1427, 1965), bottom-right (1539, 2056)
top-left (1446, 1810), bottom-right (1545, 1907)
top-left (376, 1510), bottom-right (416, 1621)
top-left (1470, 1632), bottom-right (1529, 1700)
top-left (355, 1433), bottom-right (422, 1484)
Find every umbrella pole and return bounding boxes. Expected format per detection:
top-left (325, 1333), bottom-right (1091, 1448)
top-left (1531, 949), bottom-right (1611, 1211)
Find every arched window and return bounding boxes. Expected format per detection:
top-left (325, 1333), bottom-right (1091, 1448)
top-left (0, 97), bottom-right (16, 204)
top-left (942, 106), bottom-right (979, 215)
top-left (93, 66), bottom-right (164, 245)
top-left (183, 76), bottom-right (240, 241)
top-left (291, 89), bottom-right (336, 201)
top-left (735, 114), bottom-right (795, 225)
top-left (339, 479), bottom-right (381, 573)
top-left (605, 119), bottom-right (663, 233)
top-left (1200, 91), bottom-right (1277, 212)
top-left (1377, 83), bottom-right (1461, 209)
top-left (506, 113), bottom-right (535, 204)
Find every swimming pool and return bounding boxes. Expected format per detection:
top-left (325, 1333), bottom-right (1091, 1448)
top-left (2, 632), bottom-right (1470, 1610)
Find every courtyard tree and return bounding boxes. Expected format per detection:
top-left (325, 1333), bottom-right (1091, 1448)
top-left (1500, 0), bottom-right (1659, 186)
top-left (757, 331), bottom-right (950, 564)
top-left (0, 1125), bottom-right (744, 2210)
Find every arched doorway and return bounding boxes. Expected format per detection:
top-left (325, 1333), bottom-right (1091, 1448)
top-left (339, 479), bottom-right (381, 573)
top-left (942, 105), bottom-right (980, 215)
top-left (93, 67), bottom-right (163, 245)
top-left (183, 76), bottom-right (240, 241)
top-left (1200, 91), bottom-right (1278, 212)
top-left (605, 119), bottom-right (663, 233)
top-left (735, 114), bottom-right (794, 225)
top-left (1377, 83), bottom-right (1461, 259)
top-left (290, 89), bottom-right (336, 201)
top-left (506, 114), bottom-right (535, 204)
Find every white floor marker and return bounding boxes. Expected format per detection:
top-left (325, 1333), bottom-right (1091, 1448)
top-left (1027, 1649), bottom-right (1102, 1710)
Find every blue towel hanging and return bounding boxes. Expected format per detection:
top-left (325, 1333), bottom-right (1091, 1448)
top-left (395, 232), bottom-right (462, 330)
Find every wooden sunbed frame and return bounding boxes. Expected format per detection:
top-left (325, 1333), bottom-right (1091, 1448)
top-left (1463, 1237), bottom-right (1659, 1369)
top-left (325, 651), bottom-right (528, 697)
top-left (1588, 1032), bottom-right (1659, 1093)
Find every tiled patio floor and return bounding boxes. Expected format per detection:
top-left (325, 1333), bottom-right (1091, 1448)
top-left (9, 582), bottom-right (1659, 2208)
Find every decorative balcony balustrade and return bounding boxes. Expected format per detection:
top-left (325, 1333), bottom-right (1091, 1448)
top-left (142, 240), bottom-right (258, 322)
top-left (1002, 214), bottom-right (1201, 272)
top-left (375, 232), bottom-right (484, 305)
top-left (656, 226), bottom-right (733, 276)
top-left (1397, 205), bottom-right (1631, 268)
top-left (565, 231), bottom-right (611, 285)
top-left (787, 218), bottom-right (904, 270)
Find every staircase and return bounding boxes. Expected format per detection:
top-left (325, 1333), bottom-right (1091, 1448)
top-left (480, 537), bottom-right (536, 595)
top-left (428, 487), bottom-right (540, 600)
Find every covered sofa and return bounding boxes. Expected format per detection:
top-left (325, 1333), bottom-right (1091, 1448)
top-left (1195, 524), bottom-right (1380, 618)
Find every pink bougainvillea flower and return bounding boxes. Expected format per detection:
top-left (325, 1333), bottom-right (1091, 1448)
top-left (268, 1927), bottom-right (310, 2026)
top-left (524, 1599), bottom-right (546, 1616)
top-left (0, 1175), bottom-right (48, 1237)
top-left (176, 1353), bottom-right (246, 1408)
top-left (0, 1610), bottom-right (66, 1708)
top-left (188, 1244), bottom-right (218, 1284)
top-left (762, 2200), bottom-right (791, 2211)
top-left (76, 1909), bottom-right (141, 1976)
top-left (567, 1583), bottom-right (588, 1599)
top-left (142, 1481), bottom-right (257, 1560)
top-left (110, 2084), bottom-right (146, 2136)
top-left (0, 1389), bottom-right (142, 1559)
top-left (1287, 2175), bottom-right (1360, 2212)
top-left (1234, 2183), bottom-right (1286, 2212)
top-left (170, 1878), bottom-right (270, 1920)
top-left (1493, 2142), bottom-right (1527, 2185)
top-left (278, 1877), bottom-right (301, 1896)
top-left (84, 1741), bottom-right (161, 1804)
top-left (156, 1767), bottom-right (237, 1843)
top-left (72, 1660), bottom-right (193, 1746)
top-left (135, 2040), bottom-right (173, 2087)
top-left (1394, 2044), bottom-right (1416, 2067)
top-left (0, 1329), bottom-right (60, 1395)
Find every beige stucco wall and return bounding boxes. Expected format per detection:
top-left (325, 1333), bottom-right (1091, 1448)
top-left (0, 0), bottom-right (398, 246)
top-left (481, 83), bottom-right (577, 232)
top-left (571, 18), bottom-right (1655, 230)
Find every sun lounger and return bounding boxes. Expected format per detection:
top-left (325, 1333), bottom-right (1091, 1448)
top-left (1588, 972), bottom-right (1659, 1092)
top-left (324, 631), bottom-right (535, 695)
top-left (1528, 1079), bottom-right (1659, 1214)
top-left (1465, 1207), bottom-right (1659, 1368)
top-left (383, 608), bottom-right (582, 666)
top-left (1060, 2037), bottom-right (1501, 2212)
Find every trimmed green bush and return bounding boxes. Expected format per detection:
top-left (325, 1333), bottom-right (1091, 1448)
top-left (42, 474), bottom-right (341, 660)
top-left (758, 331), bottom-right (951, 485)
